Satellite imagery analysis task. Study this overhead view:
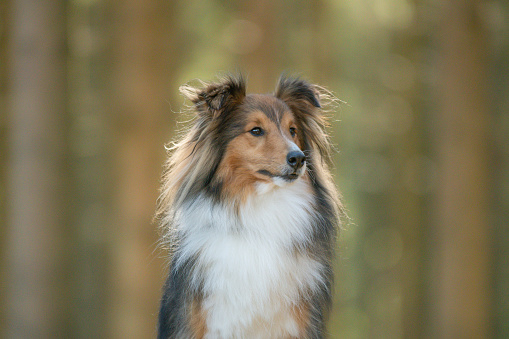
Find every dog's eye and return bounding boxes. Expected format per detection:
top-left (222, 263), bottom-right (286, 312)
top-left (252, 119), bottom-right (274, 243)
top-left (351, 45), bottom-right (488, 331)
top-left (289, 127), bottom-right (297, 137)
top-left (250, 127), bottom-right (264, 136)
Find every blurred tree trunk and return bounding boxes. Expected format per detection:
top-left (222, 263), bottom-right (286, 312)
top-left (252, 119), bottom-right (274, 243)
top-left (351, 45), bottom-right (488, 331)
top-left (107, 1), bottom-right (174, 337)
top-left (431, 1), bottom-right (492, 337)
top-left (0, 0), bottom-right (9, 331)
top-left (388, 34), bottom-right (427, 339)
top-left (67, 1), bottom-right (109, 337)
top-left (5, 0), bottom-right (71, 337)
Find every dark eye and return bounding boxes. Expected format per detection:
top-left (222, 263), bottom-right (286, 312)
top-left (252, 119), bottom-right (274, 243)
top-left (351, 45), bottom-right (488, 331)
top-left (250, 127), bottom-right (264, 136)
top-left (289, 127), bottom-right (297, 137)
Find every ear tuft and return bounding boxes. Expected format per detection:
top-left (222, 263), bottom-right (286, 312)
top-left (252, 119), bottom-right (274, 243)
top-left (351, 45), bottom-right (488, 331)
top-left (179, 83), bottom-right (201, 103)
top-left (275, 76), bottom-right (321, 108)
top-left (180, 74), bottom-right (246, 117)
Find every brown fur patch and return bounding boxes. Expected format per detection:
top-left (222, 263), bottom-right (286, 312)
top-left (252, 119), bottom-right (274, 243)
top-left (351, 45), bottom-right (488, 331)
top-left (216, 108), bottom-right (303, 204)
top-left (291, 301), bottom-right (311, 338)
top-left (190, 298), bottom-right (207, 339)
top-left (241, 299), bottom-right (311, 339)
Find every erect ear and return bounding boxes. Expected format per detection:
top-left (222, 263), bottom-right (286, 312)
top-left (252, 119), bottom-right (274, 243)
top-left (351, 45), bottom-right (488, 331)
top-left (275, 76), bottom-right (334, 161)
top-left (179, 75), bottom-right (246, 118)
top-left (275, 76), bottom-right (321, 109)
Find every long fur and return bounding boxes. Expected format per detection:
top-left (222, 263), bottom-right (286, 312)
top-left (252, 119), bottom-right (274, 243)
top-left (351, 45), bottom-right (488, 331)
top-left (156, 74), bottom-right (341, 339)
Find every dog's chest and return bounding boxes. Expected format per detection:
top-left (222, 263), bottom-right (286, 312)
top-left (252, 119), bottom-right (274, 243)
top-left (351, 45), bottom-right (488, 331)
top-left (179, 183), bottom-right (322, 338)
top-left (197, 234), bottom-right (320, 338)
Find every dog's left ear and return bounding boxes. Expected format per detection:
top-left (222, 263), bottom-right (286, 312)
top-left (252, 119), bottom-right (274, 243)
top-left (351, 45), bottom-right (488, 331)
top-left (276, 76), bottom-right (334, 161)
top-left (275, 76), bottom-right (321, 110)
top-left (180, 75), bottom-right (246, 118)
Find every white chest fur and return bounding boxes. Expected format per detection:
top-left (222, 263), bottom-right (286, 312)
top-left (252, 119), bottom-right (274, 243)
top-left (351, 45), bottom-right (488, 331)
top-left (175, 179), bottom-right (324, 338)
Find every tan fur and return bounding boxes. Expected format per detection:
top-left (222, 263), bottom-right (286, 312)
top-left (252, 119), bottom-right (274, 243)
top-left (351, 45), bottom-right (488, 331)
top-left (235, 298), bottom-right (311, 339)
top-left (291, 301), bottom-right (311, 338)
top-left (215, 110), bottom-right (302, 203)
top-left (190, 298), bottom-right (207, 339)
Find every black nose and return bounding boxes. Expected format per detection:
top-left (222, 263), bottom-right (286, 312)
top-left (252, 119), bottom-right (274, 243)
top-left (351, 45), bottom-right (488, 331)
top-left (286, 150), bottom-right (305, 170)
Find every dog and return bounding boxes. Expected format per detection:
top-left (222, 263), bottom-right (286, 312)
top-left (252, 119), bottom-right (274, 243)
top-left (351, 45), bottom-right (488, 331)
top-left (156, 75), bottom-right (341, 339)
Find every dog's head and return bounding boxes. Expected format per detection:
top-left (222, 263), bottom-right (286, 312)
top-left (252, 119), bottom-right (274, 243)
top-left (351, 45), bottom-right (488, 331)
top-left (176, 75), bottom-right (331, 202)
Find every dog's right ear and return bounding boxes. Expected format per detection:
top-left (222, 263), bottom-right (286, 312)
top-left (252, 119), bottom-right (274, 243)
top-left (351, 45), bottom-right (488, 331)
top-left (180, 75), bottom-right (246, 118)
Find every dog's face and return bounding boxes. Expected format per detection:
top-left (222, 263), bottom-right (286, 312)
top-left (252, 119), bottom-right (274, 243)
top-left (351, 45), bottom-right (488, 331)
top-left (219, 95), bottom-right (307, 191)
top-left (179, 75), bottom-right (323, 200)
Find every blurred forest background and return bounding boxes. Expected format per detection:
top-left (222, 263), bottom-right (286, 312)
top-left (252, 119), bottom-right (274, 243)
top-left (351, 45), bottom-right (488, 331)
top-left (0, 0), bottom-right (508, 338)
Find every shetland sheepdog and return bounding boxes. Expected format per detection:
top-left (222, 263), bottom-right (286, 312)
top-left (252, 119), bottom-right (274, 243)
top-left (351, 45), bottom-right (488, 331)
top-left (156, 75), bottom-right (341, 339)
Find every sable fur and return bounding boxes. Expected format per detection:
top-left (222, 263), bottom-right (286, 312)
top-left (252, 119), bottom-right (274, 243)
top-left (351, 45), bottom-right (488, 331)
top-left (156, 74), bottom-right (341, 339)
